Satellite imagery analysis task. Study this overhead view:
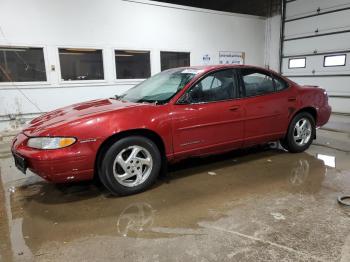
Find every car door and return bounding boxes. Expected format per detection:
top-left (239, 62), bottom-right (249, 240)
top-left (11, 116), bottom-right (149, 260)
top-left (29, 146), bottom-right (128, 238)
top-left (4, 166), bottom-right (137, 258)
top-left (239, 68), bottom-right (295, 147)
top-left (171, 69), bottom-right (244, 158)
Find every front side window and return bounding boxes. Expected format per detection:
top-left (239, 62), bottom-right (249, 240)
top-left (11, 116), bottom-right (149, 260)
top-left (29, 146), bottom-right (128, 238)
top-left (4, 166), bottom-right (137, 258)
top-left (118, 68), bottom-right (198, 104)
top-left (0, 46), bottom-right (46, 82)
top-left (241, 69), bottom-right (274, 97)
top-left (59, 48), bottom-right (104, 81)
top-left (115, 50), bottom-right (151, 79)
top-left (184, 69), bottom-right (237, 103)
top-left (273, 75), bottom-right (288, 91)
top-left (161, 51), bottom-right (190, 71)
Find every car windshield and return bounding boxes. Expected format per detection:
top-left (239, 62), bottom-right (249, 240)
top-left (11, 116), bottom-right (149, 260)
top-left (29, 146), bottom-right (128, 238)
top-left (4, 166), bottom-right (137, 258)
top-left (116, 68), bottom-right (201, 104)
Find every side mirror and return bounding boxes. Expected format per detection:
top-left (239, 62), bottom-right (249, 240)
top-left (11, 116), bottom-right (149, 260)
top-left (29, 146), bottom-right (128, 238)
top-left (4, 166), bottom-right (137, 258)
top-left (177, 92), bottom-right (192, 105)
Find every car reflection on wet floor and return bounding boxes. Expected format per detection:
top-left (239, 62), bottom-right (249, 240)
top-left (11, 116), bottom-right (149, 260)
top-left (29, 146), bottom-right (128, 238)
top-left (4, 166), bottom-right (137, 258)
top-left (1, 142), bottom-right (350, 261)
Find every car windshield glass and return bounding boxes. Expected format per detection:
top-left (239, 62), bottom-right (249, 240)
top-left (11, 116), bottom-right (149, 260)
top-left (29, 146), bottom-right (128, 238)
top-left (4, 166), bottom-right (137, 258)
top-left (117, 68), bottom-right (201, 104)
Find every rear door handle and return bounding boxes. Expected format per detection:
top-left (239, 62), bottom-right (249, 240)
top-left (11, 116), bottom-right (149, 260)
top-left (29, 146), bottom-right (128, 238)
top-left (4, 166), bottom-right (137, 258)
top-left (288, 97), bottom-right (297, 102)
top-left (228, 106), bottom-right (240, 111)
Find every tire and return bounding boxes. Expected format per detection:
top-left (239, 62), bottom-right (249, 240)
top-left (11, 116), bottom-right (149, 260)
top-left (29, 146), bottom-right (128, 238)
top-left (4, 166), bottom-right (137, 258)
top-left (99, 136), bottom-right (162, 196)
top-left (280, 112), bottom-right (315, 153)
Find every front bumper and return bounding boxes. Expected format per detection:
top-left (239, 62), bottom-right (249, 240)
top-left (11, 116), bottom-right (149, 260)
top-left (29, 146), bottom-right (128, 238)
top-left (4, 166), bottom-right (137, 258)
top-left (11, 133), bottom-right (95, 183)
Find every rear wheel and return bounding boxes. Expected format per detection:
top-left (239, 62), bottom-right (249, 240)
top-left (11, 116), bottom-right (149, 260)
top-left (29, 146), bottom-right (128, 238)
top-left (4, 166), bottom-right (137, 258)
top-left (280, 112), bottom-right (315, 153)
top-left (99, 136), bottom-right (161, 196)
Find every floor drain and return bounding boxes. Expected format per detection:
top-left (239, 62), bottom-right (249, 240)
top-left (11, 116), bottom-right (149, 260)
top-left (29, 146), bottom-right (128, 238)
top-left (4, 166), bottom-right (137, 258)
top-left (337, 196), bottom-right (350, 206)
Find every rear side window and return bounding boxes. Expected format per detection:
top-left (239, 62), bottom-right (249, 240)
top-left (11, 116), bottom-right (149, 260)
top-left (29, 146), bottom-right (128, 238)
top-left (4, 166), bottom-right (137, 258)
top-left (241, 69), bottom-right (274, 97)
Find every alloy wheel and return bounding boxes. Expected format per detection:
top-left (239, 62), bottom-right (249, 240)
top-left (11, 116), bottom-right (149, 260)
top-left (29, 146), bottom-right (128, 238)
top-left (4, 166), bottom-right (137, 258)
top-left (293, 118), bottom-right (312, 146)
top-left (113, 145), bottom-right (153, 187)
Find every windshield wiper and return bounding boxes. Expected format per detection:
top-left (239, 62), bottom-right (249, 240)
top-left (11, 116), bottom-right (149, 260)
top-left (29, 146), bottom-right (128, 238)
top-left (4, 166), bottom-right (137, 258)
top-left (136, 99), bottom-right (158, 104)
top-left (111, 95), bottom-right (127, 101)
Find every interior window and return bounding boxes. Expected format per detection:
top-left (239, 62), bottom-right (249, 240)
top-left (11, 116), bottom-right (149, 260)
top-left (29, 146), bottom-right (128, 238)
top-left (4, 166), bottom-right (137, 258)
top-left (186, 69), bottom-right (237, 103)
top-left (59, 48), bottom-right (104, 81)
top-left (161, 51), bottom-right (190, 71)
top-left (241, 69), bottom-right (274, 97)
top-left (115, 50), bottom-right (151, 79)
top-left (0, 46), bottom-right (46, 82)
top-left (289, 58), bottom-right (306, 68)
top-left (274, 76), bottom-right (288, 91)
top-left (324, 54), bottom-right (346, 67)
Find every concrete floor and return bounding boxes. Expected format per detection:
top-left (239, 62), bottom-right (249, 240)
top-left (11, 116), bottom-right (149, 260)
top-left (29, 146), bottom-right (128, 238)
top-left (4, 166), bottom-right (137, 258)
top-left (1, 118), bottom-right (350, 261)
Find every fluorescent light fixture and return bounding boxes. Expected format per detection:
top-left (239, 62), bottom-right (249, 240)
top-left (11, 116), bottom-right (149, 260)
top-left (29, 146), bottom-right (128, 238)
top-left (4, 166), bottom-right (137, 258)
top-left (289, 58), bottom-right (306, 68)
top-left (324, 54), bottom-right (346, 67)
top-left (125, 50), bottom-right (149, 54)
top-left (65, 48), bottom-right (97, 52)
top-left (59, 52), bottom-right (86, 55)
top-left (115, 54), bottom-right (133, 57)
top-left (317, 154), bottom-right (336, 168)
top-left (0, 47), bottom-right (28, 52)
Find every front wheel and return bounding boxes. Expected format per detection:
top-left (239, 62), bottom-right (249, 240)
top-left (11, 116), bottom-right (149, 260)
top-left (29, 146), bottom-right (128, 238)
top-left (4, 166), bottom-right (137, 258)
top-left (280, 112), bottom-right (315, 153)
top-left (99, 136), bottom-right (161, 196)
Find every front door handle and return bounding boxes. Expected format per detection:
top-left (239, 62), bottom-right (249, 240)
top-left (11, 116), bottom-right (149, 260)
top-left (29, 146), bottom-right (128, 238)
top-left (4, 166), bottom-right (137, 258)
top-left (229, 106), bottom-right (240, 111)
top-left (288, 97), bottom-right (297, 102)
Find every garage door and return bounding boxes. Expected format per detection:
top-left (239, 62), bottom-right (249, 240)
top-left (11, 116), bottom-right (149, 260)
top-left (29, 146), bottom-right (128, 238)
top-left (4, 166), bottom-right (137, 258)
top-left (280, 0), bottom-right (350, 113)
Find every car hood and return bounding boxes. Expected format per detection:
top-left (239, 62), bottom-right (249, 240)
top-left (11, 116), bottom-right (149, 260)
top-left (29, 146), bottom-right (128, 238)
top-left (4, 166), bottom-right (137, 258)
top-left (23, 99), bottom-right (143, 136)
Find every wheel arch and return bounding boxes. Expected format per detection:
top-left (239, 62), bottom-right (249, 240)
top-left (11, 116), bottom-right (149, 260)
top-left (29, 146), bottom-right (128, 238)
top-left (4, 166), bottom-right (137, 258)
top-left (94, 128), bottom-right (167, 180)
top-left (293, 107), bottom-right (317, 123)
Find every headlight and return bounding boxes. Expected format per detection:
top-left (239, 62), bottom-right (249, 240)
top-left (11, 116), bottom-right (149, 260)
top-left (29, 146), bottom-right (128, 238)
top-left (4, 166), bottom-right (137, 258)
top-left (27, 137), bottom-right (76, 149)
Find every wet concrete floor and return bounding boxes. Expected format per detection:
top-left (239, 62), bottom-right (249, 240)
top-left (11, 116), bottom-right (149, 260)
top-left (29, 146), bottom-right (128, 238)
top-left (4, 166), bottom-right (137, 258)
top-left (1, 130), bottom-right (350, 261)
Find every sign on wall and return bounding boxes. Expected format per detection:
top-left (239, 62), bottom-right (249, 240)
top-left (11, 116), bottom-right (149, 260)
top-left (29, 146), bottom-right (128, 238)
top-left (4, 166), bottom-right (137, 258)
top-left (219, 51), bottom-right (245, 65)
top-left (202, 54), bottom-right (211, 65)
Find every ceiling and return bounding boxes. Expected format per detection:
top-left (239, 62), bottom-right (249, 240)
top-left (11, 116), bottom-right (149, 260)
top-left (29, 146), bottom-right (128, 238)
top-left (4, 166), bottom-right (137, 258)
top-left (152, 0), bottom-right (281, 17)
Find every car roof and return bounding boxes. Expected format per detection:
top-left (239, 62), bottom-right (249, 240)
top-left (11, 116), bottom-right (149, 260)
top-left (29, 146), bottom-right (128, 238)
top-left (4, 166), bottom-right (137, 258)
top-left (181, 64), bottom-right (274, 73)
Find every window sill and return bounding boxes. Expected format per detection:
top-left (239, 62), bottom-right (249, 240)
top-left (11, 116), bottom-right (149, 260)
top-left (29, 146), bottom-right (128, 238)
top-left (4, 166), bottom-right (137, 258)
top-left (114, 79), bottom-right (145, 84)
top-left (58, 79), bottom-right (107, 85)
top-left (0, 81), bottom-right (51, 87)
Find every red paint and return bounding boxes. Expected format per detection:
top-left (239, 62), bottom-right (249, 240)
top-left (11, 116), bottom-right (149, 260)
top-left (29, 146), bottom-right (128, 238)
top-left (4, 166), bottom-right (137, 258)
top-left (12, 65), bottom-right (331, 183)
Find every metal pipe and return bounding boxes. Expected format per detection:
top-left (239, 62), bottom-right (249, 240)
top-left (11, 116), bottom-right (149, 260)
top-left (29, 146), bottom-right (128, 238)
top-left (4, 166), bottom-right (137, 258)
top-left (278, 0), bottom-right (286, 73)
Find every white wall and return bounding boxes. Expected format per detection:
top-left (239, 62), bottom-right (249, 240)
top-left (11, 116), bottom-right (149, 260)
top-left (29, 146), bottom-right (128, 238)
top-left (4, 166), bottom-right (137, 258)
top-left (0, 0), bottom-right (268, 131)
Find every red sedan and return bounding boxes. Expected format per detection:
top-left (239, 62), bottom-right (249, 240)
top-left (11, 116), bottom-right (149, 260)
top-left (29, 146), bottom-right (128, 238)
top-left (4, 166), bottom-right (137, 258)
top-left (12, 65), bottom-right (331, 195)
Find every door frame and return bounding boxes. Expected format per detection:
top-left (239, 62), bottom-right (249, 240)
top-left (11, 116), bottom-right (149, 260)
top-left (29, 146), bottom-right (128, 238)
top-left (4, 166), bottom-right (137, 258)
top-left (171, 68), bottom-right (245, 158)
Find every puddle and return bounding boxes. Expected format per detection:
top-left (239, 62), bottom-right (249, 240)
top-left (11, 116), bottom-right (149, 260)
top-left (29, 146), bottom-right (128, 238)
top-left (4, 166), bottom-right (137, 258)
top-left (1, 143), bottom-right (350, 261)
